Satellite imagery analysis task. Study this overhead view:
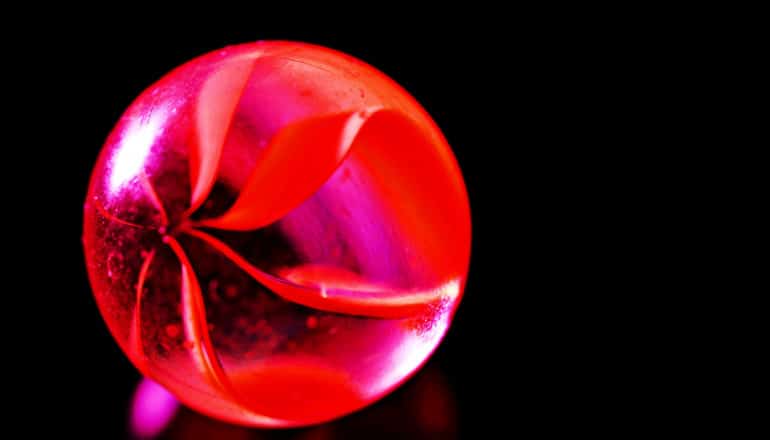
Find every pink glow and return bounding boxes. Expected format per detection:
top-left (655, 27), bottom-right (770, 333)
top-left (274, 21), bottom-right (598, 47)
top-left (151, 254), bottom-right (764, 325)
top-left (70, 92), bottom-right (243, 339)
top-left (130, 378), bottom-right (179, 438)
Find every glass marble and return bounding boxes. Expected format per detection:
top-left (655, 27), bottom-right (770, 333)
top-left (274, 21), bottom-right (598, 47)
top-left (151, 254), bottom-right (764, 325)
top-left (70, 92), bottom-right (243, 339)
top-left (83, 41), bottom-right (471, 427)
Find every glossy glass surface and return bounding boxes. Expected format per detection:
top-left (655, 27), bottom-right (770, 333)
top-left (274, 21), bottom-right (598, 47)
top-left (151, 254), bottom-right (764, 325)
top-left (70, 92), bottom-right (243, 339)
top-left (83, 41), bottom-right (470, 427)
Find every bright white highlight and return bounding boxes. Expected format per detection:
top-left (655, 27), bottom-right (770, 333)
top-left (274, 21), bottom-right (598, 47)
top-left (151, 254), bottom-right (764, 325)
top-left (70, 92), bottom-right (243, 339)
top-left (109, 108), bottom-right (166, 191)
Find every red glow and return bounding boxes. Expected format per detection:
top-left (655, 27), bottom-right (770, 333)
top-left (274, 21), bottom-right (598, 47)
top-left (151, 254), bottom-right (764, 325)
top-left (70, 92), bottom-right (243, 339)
top-left (83, 41), bottom-right (470, 427)
top-left (199, 108), bottom-right (378, 231)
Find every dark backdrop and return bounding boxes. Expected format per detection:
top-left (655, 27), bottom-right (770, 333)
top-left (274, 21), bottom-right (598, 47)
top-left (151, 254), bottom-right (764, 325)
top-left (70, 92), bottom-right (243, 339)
top-left (12, 15), bottom-right (584, 438)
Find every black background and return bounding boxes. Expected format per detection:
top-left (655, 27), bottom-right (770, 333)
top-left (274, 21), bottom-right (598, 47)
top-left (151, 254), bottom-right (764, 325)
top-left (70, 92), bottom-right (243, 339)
top-left (11, 14), bottom-right (601, 438)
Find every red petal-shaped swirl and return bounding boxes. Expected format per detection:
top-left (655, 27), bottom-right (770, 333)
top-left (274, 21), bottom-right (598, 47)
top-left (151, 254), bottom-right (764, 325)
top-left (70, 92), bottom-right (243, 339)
top-left (189, 57), bottom-right (257, 213)
top-left (198, 107), bottom-right (381, 231)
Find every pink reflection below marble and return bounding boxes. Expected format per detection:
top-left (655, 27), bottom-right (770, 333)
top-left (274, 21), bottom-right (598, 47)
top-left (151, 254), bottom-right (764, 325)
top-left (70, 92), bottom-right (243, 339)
top-left (131, 377), bottom-right (180, 438)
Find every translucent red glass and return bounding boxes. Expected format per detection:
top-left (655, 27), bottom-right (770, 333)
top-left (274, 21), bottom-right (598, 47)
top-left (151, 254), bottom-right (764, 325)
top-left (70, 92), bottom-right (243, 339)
top-left (83, 41), bottom-right (471, 427)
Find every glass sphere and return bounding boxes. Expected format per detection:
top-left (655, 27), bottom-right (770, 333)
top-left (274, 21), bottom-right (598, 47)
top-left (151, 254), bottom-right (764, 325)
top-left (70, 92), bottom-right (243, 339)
top-left (83, 41), bottom-right (470, 427)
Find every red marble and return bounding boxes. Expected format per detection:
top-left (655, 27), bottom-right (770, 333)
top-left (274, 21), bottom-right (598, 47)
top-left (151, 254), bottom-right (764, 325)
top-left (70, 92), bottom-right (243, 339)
top-left (83, 41), bottom-right (470, 427)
